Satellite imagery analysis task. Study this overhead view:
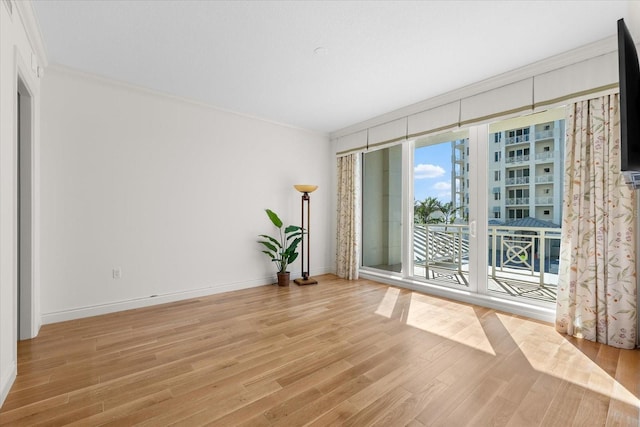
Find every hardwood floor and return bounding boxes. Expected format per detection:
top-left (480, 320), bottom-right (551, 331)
top-left (1, 275), bottom-right (638, 426)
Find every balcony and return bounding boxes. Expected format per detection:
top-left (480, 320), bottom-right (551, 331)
top-left (505, 177), bottom-right (530, 185)
top-left (535, 152), bottom-right (555, 161)
top-left (506, 197), bottom-right (529, 205)
top-left (535, 196), bottom-right (553, 204)
top-left (535, 175), bottom-right (554, 183)
top-left (413, 222), bottom-right (561, 303)
top-left (505, 135), bottom-right (531, 145)
top-left (535, 129), bottom-right (554, 140)
top-left (505, 155), bottom-right (530, 164)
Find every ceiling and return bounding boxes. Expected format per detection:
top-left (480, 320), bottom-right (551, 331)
top-left (32, 0), bottom-right (632, 134)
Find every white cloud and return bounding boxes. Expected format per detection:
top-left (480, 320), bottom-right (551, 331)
top-left (433, 181), bottom-right (451, 191)
top-left (414, 164), bottom-right (445, 179)
top-left (434, 181), bottom-right (451, 200)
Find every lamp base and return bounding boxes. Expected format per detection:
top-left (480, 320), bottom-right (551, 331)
top-left (294, 277), bottom-right (318, 286)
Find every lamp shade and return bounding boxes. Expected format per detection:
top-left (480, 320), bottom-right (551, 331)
top-left (294, 185), bottom-right (318, 193)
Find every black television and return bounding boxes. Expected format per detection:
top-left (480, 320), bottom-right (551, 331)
top-left (618, 18), bottom-right (640, 187)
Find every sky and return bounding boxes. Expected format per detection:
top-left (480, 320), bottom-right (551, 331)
top-left (414, 141), bottom-right (454, 203)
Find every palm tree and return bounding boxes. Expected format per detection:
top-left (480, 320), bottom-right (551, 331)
top-left (414, 196), bottom-right (441, 224)
top-left (438, 201), bottom-right (460, 224)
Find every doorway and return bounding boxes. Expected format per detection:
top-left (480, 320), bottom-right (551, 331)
top-left (17, 78), bottom-right (33, 340)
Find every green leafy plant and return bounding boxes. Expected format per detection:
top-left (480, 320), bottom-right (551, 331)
top-left (258, 209), bottom-right (302, 273)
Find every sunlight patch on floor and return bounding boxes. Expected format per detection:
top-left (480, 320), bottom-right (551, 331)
top-left (496, 313), bottom-right (640, 408)
top-left (374, 287), bottom-right (400, 318)
top-left (405, 292), bottom-right (496, 355)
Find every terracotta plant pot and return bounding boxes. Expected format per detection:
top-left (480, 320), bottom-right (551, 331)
top-left (277, 272), bottom-right (290, 287)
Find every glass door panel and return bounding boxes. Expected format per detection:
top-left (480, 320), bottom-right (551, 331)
top-left (412, 130), bottom-right (471, 289)
top-left (362, 145), bottom-right (403, 273)
top-left (486, 108), bottom-right (565, 305)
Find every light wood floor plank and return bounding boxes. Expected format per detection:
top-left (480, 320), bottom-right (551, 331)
top-left (0, 275), bottom-right (637, 426)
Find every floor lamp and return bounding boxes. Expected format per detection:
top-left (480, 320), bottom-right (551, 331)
top-left (293, 185), bottom-right (318, 285)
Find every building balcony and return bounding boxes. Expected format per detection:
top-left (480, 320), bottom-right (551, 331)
top-left (506, 197), bottom-right (529, 205)
top-left (535, 152), bottom-right (555, 161)
top-left (505, 135), bottom-right (531, 145)
top-left (535, 129), bottom-right (554, 140)
top-left (535, 175), bottom-right (554, 183)
top-left (505, 155), bottom-right (530, 164)
top-left (505, 177), bottom-right (530, 185)
top-left (535, 196), bottom-right (554, 204)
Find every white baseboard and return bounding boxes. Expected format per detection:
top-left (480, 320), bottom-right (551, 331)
top-left (41, 267), bottom-right (335, 325)
top-left (0, 360), bottom-right (16, 409)
top-left (42, 278), bottom-right (267, 324)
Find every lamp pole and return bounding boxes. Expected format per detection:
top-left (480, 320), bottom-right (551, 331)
top-left (293, 185), bottom-right (318, 285)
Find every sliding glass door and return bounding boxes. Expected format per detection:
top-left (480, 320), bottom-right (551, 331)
top-left (360, 108), bottom-right (565, 310)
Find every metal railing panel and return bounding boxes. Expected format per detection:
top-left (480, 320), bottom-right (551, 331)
top-left (413, 223), bottom-right (561, 293)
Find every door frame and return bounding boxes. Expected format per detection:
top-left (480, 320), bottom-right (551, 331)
top-left (15, 51), bottom-right (40, 340)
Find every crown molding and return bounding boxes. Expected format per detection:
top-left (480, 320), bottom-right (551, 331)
top-left (46, 64), bottom-right (329, 137)
top-left (14, 0), bottom-right (48, 67)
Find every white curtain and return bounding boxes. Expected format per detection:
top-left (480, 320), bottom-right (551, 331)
top-left (556, 94), bottom-right (638, 349)
top-left (336, 154), bottom-right (360, 280)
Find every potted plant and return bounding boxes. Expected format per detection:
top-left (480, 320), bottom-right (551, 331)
top-left (258, 209), bottom-right (302, 286)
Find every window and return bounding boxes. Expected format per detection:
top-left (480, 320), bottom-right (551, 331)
top-left (507, 208), bottom-right (530, 219)
top-left (494, 151), bottom-right (501, 162)
top-left (544, 167), bottom-right (550, 173)
top-left (507, 127), bottom-right (531, 142)
top-left (495, 171), bottom-right (501, 181)
top-left (494, 192), bottom-right (501, 200)
top-left (508, 189), bottom-right (529, 199)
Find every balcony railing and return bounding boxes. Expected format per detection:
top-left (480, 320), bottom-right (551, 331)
top-left (535, 152), bottom-right (555, 161)
top-left (506, 197), bottom-right (529, 205)
top-left (505, 135), bottom-right (531, 145)
top-left (488, 225), bottom-right (561, 289)
top-left (505, 155), bottom-right (530, 164)
top-left (535, 196), bottom-right (553, 204)
top-left (505, 177), bottom-right (530, 185)
top-left (413, 224), bottom-right (469, 281)
top-left (535, 175), bottom-right (554, 183)
top-left (413, 223), bottom-right (561, 294)
top-left (535, 129), bottom-right (554, 140)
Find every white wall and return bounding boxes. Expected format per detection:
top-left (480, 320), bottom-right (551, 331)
top-left (0, 0), bottom-right (45, 407)
top-left (39, 66), bottom-right (334, 322)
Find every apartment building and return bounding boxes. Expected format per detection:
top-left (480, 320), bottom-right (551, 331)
top-left (452, 117), bottom-right (565, 225)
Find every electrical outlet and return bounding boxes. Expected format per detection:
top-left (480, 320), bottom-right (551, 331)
top-left (112, 267), bottom-right (122, 279)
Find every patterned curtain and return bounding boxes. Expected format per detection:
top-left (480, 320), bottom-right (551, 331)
top-left (336, 154), bottom-right (360, 280)
top-left (556, 94), bottom-right (637, 349)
